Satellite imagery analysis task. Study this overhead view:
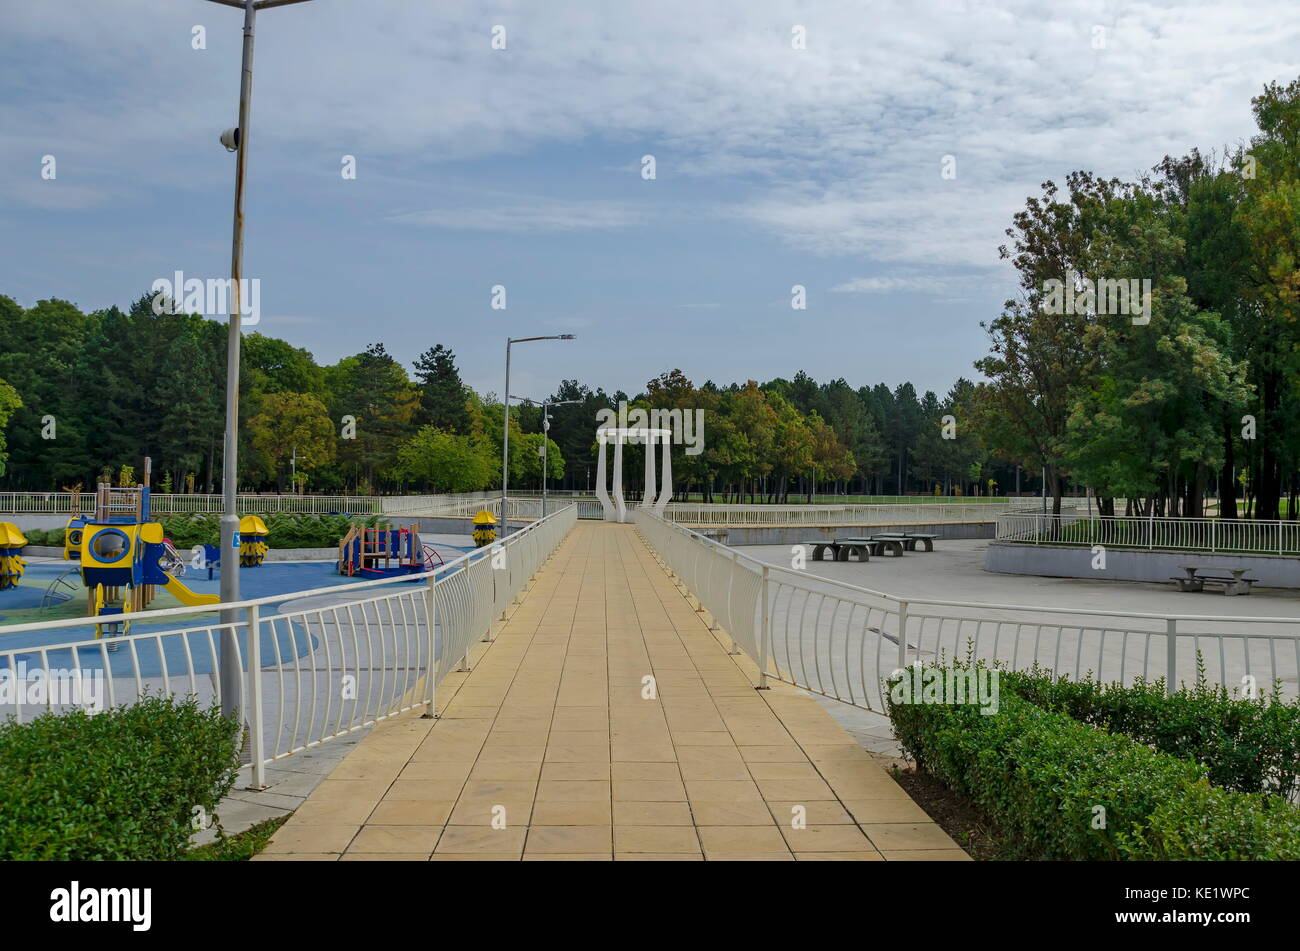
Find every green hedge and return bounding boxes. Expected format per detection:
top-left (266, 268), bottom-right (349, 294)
top-left (0, 695), bottom-right (241, 860)
top-left (885, 666), bottom-right (1300, 860)
top-left (1002, 666), bottom-right (1300, 799)
top-left (22, 513), bottom-right (389, 551)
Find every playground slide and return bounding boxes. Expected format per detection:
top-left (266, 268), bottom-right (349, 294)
top-left (161, 575), bottom-right (219, 607)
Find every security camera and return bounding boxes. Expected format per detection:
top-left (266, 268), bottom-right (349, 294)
top-left (220, 127), bottom-right (241, 152)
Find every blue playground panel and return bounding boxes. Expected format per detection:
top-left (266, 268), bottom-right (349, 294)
top-left (0, 547), bottom-right (477, 678)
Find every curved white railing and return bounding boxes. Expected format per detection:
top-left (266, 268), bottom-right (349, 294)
top-left (662, 499), bottom-right (1082, 527)
top-left (0, 505), bottom-right (578, 784)
top-left (0, 491), bottom-right (505, 517)
top-left (634, 511), bottom-right (1300, 713)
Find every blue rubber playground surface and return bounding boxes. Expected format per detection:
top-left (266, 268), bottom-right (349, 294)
top-left (0, 542), bottom-right (477, 677)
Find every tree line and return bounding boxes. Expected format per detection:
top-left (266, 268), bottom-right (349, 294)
top-left (0, 292), bottom-right (1019, 499)
top-left (973, 79), bottom-right (1300, 520)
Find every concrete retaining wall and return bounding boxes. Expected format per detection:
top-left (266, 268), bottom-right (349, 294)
top-left (4, 515), bottom-right (69, 532)
top-left (24, 546), bottom-right (64, 558)
top-left (985, 542), bottom-right (1300, 589)
top-left (697, 521), bottom-right (996, 547)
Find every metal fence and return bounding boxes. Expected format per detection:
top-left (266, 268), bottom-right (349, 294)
top-left (0, 491), bottom-right (505, 517)
top-left (998, 513), bottom-right (1300, 556)
top-left (634, 511), bottom-right (1300, 713)
top-left (4, 490), bottom-right (1087, 527)
top-left (661, 499), bottom-right (1082, 527)
top-left (0, 504), bottom-right (577, 785)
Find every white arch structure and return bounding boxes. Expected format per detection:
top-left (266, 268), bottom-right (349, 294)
top-left (594, 427), bottom-right (672, 522)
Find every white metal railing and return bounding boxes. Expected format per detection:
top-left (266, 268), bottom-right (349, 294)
top-left (0, 505), bottom-right (577, 785)
top-left (661, 499), bottom-right (1080, 527)
top-left (3, 490), bottom-right (1076, 525)
top-left (998, 513), bottom-right (1300, 555)
top-left (634, 511), bottom-right (1300, 713)
top-left (0, 491), bottom-right (504, 517)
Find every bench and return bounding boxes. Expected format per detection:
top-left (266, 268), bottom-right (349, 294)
top-left (1172, 565), bottom-right (1259, 596)
top-left (806, 541), bottom-right (870, 562)
top-left (900, 532), bottom-right (939, 552)
top-left (839, 535), bottom-right (906, 557)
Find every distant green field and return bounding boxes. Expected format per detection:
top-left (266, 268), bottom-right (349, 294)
top-left (669, 494), bottom-right (1043, 505)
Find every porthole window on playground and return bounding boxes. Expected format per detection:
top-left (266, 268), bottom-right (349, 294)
top-left (89, 528), bottom-right (130, 563)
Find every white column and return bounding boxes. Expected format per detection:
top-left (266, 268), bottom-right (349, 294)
top-left (655, 431), bottom-right (672, 514)
top-left (595, 431), bottom-right (615, 520)
top-left (613, 433), bottom-right (626, 522)
top-left (641, 429), bottom-right (656, 509)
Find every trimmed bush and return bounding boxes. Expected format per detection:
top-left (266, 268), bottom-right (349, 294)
top-left (0, 695), bottom-right (241, 860)
top-left (257, 512), bottom-right (387, 549)
top-left (886, 665), bottom-right (1300, 860)
top-left (21, 513), bottom-right (389, 551)
top-left (21, 527), bottom-right (64, 547)
top-left (1123, 780), bottom-right (1300, 860)
top-left (1003, 666), bottom-right (1300, 798)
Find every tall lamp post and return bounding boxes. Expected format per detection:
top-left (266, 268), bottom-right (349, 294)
top-left (205, 0), bottom-right (316, 723)
top-left (501, 335), bottom-right (575, 533)
top-left (511, 396), bottom-right (581, 517)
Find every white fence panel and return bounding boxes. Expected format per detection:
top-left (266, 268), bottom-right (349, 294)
top-left (635, 512), bottom-right (1300, 713)
top-left (0, 505), bottom-right (578, 778)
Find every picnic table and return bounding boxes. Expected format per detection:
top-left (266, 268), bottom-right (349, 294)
top-left (803, 532), bottom-right (942, 563)
top-left (838, 534), bottom-right (908, 557)
top-left (1172, 564), bottom-right (1258, 596)
top-left (898, 532), bottom-right (939, 552)
top-left (805, 540), bottom-right (871, 562)
top-left (843, 532), bottom-right (941, 555)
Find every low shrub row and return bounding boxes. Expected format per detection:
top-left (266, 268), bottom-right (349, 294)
top-left (1002, 666), bottom-right (1300, 799)
top-left (22, 512), bottom-right (389, 551)
top-left (0, 695), bottom-right (241, 860)
top-left (886, 666), bottom-right (1300, 860)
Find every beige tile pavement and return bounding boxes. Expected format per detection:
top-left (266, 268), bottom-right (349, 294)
top-left (256, 522), bottom-right (967, 862)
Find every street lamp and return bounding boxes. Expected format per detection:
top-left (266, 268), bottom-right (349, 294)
top-left (511, 396), bottom-right (581, 517)
top-left (501, 335), bottom-right (575, 532)
top-left (205, 0), bottom-right (316, 725)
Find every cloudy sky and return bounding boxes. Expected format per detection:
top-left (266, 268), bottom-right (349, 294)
top-left (3, 0), bottom-right (1298, 401)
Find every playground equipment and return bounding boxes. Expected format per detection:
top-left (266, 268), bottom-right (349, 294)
top-left (65, 458), bottom-right (218, 638)
top-left (41, 567), bottom-right (80, 610)
top-left (240, 515), bottom-right (269, 567)
top-left (0, 522), bottom-right (27, 590)
top-left (421, 544), bottom-right (446, 570)
top-left (337, 522), bottom-right (425, 578)
top-left (471, 510), bottom-right (497, 547)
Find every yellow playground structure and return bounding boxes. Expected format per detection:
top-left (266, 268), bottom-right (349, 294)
top-left (240, 515), bottom-right (269, 567)
top-left (64, 458), bottom-right (219, 638)
top-left (0, 521), bottom-right (27, 590)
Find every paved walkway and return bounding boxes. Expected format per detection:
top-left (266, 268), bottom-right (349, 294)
top-left (256, 522), bottom-right (967, 861)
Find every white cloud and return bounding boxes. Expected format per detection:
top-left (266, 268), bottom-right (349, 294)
top-left (831, 276), bottom-right (957, 294)
top-left (4, 0), bottom-right (1299, 273)
top-left (386, 198), bottom-right (642, 233)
